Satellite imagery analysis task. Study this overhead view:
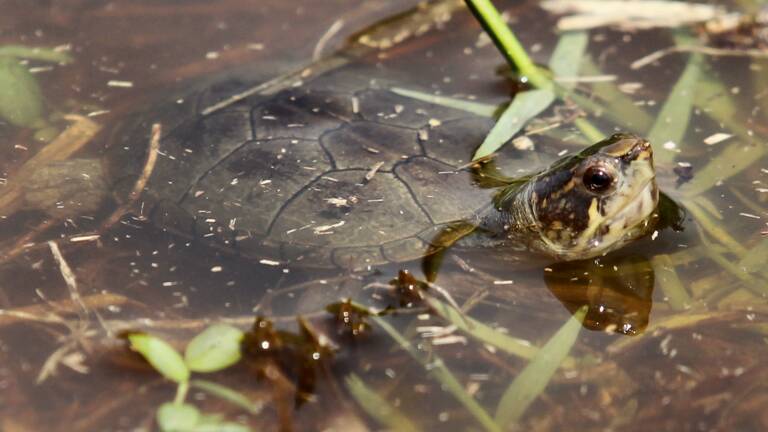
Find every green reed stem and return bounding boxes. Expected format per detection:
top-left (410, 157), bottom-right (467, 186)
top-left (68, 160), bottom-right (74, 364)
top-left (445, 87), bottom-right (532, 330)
top-left (463, 0), bottom-right (546, 88)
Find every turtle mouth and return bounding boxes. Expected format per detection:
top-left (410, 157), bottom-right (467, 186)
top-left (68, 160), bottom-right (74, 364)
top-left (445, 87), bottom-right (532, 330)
top-left (563, 167), bottom-right (658, 260)
top-left (603, 176), bottom-right (657, 226)
top-left (606, 179), bottom-right (658, 235)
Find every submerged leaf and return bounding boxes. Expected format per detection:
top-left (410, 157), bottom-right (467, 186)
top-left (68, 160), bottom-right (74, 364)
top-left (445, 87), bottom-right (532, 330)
top-left (738, 238), bottom-right (768, 275)
top-left (185, 324), bottom-right (244, 373)
top-left (425, 296), bottom-right (577, 367)
top-left (647, 33), bottom-right (703, 165)
top-left (549, 31), bottom-right (589, 79)
top-left (0, 56), bottom-right (46, 128)
top-left (371, 315), bottom-right (501, 432)
top-left (345, 374), bottom-right (421, 432)
top-left (679, 141), bottom-right (766, 197)
top-left (390, 87), bottom-right (497, 117)
top-left (128, 333), bottom-right (190, 384)
top-left (494, 306), bottom-right (586, 427)
top-left (579, 56), bottom-right (653, 132)
top-left (651, 254), bottom-right (691, 311)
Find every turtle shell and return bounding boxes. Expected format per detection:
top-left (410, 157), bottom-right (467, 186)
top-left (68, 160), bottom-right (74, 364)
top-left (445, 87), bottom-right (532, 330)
top-left (105, 4), bottom-right (554, 269)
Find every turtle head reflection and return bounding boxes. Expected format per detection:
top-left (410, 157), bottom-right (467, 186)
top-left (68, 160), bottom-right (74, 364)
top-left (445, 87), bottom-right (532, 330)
top-left (543, 255), bottom-right (654, 336)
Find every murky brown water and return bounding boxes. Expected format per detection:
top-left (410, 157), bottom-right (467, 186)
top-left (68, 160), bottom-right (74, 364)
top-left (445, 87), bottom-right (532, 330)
top-left (1, 1), bottom-right (767, 431)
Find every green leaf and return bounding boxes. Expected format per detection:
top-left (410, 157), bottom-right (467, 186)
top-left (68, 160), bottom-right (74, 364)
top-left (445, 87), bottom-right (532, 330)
top-left (157, 402), bottom-right (200, 432)
top-left (473, 88), bottom-right (556, 160)
top-left (494, 306), bottom-right (587, 427)
top-left (0, 56), bottom-right (46, 128)
top-left (185, 324), bottom-right (244, 373)
top-left (128, 333), bottom-right (190, 383)
top-left (345, 374), bottom-right (421, 432)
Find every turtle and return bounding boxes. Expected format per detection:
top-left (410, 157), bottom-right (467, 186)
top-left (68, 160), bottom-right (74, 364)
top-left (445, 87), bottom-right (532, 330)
top-left (16, 1), bottom-right (668, 272)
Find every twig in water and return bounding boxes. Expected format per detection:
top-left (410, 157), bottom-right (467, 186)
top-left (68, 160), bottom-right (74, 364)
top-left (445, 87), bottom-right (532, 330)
top-left (313, 19), bottom-right (345, 61)
top-left (100, 123), bottom-right (161, 230)
top-left (48, 241), bottom-right (88, 319)
top-left (632, 45), bottom-right (768, 70)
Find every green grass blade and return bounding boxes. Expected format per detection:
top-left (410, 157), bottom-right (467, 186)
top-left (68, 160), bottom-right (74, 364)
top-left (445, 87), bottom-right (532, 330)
top-left (190, 379), bottom-right (263, 415)
top-left (390, 87), bottom-right (498, 117)
top-left (647, 33), bottom-right (703, 165)
top-left (700, 241), bottom-right (768, 297)
top-left (683, 199), bottom-right (747, 257)
top-left (573, 118), bottom-right (605, 142)
top-left (473, 88), bottom-right (555, 159)
top-left (471, 30), bottom-right (596, 160)
top-left (345, 374), bottom-right (421, 432)
top-left (494, 306), bottom-right (586, 427)
top-left (371, 315), bottom-right (502, 432)
top-left (551, 32), bottom-right (606, 142)
top-left (425, 296), bottom-right (576, 368)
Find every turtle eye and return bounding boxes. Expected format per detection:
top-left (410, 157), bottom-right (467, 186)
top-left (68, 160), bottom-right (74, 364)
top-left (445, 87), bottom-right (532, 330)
top-left (583, 166), bottom-right (614, 193)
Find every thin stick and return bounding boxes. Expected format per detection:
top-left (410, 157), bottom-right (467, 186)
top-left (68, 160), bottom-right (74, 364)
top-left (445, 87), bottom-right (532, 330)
top-left (100, 123), bottom-right (161, 230)
top-left (632, 45), bottom-right (768, 70)
top-left (48, 241), bottom-right (88, 319)
top-left (313, 19), bottom-right (345, 61)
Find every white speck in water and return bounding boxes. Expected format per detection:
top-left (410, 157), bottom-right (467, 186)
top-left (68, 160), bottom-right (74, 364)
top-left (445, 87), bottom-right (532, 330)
top-left (703, 132), bottom-right (732, 145)
top-left (107, 80), bottom-right (133, 88)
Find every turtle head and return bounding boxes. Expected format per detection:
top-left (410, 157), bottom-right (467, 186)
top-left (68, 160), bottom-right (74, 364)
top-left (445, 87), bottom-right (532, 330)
top-left (527, 133), bottom-right (658, 260)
